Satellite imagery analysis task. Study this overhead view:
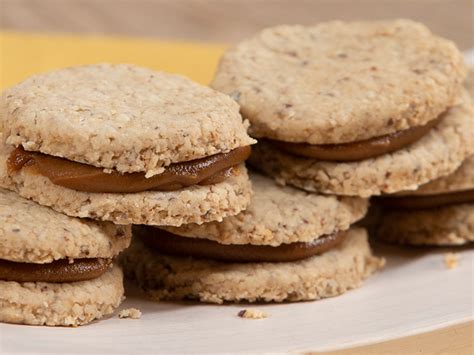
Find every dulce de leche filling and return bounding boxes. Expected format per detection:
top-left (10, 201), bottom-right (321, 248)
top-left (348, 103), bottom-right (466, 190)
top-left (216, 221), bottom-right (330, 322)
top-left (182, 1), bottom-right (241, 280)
top-left (134, 225), bottom-right (346, 263)
top-left (8, 146), bottom-right (251, 193)
top-left (0, 258), bottom-right (111, 283)
top-left (376, 189), bottom-right (474, 210)
top-left (272, 114), bottom-right (443, 161)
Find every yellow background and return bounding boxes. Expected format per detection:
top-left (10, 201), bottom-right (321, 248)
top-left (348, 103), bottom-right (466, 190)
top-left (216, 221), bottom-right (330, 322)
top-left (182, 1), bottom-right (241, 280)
top-left (0, 32), bottom-right (227, 90)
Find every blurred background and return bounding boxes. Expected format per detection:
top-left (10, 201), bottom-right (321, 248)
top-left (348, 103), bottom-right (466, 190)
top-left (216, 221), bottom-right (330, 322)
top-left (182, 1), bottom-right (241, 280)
top-left (1, 0), bottom-right (473, 49)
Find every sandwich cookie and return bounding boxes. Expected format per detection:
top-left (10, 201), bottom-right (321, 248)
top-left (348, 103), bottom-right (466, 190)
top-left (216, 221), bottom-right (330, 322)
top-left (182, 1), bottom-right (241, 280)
top-left (1, 64), bottom-right (255, 225)
top-left (0, 189), bottom-right (131, 326)
top-left (373, 68), bottom-right (474, 246)
top-left (211, 20), bottom-right (471, 197)
top-left (121, 174), bottom-right (384, 303)
top-left (374, 155), bottom-right (474, 245)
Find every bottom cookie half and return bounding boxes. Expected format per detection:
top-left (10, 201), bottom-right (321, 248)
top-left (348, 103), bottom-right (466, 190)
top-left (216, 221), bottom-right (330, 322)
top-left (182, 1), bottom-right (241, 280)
top-left (375, 203), bottom-right (474, 246)
top-left (0, 265), bottom-right (124, 326)
top-left (121, 228), bottom-right (384, 304)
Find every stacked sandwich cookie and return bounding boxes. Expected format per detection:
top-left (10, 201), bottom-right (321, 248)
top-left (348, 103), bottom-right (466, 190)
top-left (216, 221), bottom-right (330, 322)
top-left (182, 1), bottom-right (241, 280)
top-left (0, 63), bottom-right (255, 324)
top-left (0, 189), bottom-right (131, 326)
top-left (212, 20), bottom-right (472, 197)
top-left (121, 173), bottom-right (384, 303)
top-left (373, 156), bottom-right (474, 245)
top-left (373, 69), bottom-right (474, 246)
top-left (1, 64), bottom-right (255, 226)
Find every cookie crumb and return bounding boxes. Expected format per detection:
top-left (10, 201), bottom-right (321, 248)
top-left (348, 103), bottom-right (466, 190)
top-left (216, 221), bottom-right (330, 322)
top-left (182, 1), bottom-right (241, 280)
top-left (237, 309), bottom-right (268, 319)
top-left (118, 308), bottom-right (142, 319)
top-left (444, 253), bottom-right (459, 269)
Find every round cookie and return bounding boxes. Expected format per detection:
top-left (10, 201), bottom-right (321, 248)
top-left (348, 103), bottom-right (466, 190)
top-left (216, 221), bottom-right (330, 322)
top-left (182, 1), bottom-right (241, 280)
top-left (163, 173), bottom-right (368, 246)
top-left (0, 189), bottom-right (131, 263)
top-left (249, 97), bottom-right (474, 197)
top-left (212, 20), bottom-right (466, 145)
top-left (0, 265), bottom-right (124, 326)
top-left (2, 64), bottom-right (255, 176)
top-left (121, 228), bottom-right (384, 304)
top-left (375, 204), bottom-right (474, 246)
top-left (0, 145), bottom-right (252, 226)
top-left (394, 155), bottom-right (474, 196)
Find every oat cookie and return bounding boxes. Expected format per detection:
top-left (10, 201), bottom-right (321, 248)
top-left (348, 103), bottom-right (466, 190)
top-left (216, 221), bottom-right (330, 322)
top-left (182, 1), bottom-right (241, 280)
top-left (163, 173), bottom-right (368, 246)
top-left (2, 64), bottom-right (255, 176)
top-left (121, 228), bottom-right (384, 304)
top-left (212, 20), bottom-right (465, 144)
top-left (0, 189), bottom-right (131, 263)
top-left (395, 155), bottom-right (474, 196)
top-left (1, 64), bottom-right (254, 225)
top-left (0, 265), bottom-right (124, 326)
top-left (249, 97), bottom-right (473, 197)
top-left (376, 204), bottom-right (474, 246)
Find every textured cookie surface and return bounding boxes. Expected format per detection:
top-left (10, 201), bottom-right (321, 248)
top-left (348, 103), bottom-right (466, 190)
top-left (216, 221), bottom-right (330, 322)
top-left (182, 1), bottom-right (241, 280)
top-left (164, 173), bottom-right (368, 246)
top-left (376, 204), bottom-right (474, 246)
top-left (0, 265), bottom-right (124, 326)
top-left (0, 143), bottom-right (252, 225)
top-left (395, 155), bottom-right (474, 196)
top-left (212, 20), bottom-right (465, 144)
top-left (250, 97), bottom-right (474, 197)
top-left (395, 68), bottom-right (474, 196)
top-left (0, 189), bottom-right (131, 263)
top-left (1, 64), bottom-right (255, 176)
top-left (121, 228), bottom-right (384, 304)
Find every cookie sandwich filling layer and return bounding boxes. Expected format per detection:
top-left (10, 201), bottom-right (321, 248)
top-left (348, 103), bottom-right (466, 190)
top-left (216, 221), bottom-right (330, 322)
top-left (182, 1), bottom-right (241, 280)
top-left (0, 258), bottom-right (112, 283)
top-left (268, 113), bottom-right (444, 162)
top-left (8, 146), bottom-right (251, 193)
top-left (376, 189), bottom-right (474, 210)
top-left (134, 225), bottom-right (347, 263)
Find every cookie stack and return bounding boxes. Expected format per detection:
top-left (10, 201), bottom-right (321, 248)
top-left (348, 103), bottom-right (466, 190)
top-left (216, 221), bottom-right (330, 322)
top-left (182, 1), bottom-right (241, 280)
top-left (122, 173), bottom-right (382, 303)
top-left (212, 20), bottom-right (471, 200)
top-left (0, 64), bottom-right (255, 323)
top-left (123, 19), bottom-right (473, 304)
top-left (374, 69), bottom-right (474, 246)
top-left (2, 18), bottom-right (470, 316)
top-left (0, 189), bottom-right (130, 326)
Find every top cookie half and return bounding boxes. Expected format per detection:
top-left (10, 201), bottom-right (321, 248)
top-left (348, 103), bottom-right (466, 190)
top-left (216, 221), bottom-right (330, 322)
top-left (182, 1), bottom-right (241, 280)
top-left (212, 20), bottom-right (466, 144)
top-left (1, 64), bottom-right (255, 176)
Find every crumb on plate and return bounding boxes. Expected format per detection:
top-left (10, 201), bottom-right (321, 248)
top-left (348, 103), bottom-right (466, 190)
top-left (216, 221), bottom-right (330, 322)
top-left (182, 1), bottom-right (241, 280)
top-left (237, 309), bottom-right (268, 319)
top-left (118, 308), bottom-right (142, 319)
top-left (444, 253), bottom-right (459, 269)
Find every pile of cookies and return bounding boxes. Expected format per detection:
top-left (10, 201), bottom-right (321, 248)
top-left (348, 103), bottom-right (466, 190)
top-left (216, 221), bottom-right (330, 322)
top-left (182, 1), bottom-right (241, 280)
top-left (0, 19), bottom-right (472, 326)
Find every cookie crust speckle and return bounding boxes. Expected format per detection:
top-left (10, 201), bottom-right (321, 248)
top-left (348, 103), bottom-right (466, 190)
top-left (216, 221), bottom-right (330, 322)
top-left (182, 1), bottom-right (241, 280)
top-left (0, 189), bottom-right (131, 263)
top-left (163, 173), bottom-right (368, 246)
top-left (249, 97), bottom-right (473, 197)
top-left (212, 20), bottom-right (466, 144)
top-left (0, 265), bottom-right (124, 326)
top-left (121, 228), bottom-right (384, 304)
top-left (1, 64), bottom-right (255, 176)
top-left (118, 308), bottom-right (142, 319)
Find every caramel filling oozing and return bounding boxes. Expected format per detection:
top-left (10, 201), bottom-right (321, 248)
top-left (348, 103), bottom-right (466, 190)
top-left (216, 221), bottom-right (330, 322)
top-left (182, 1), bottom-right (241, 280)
top-left (0, 258), bottom-right (111, 283)
top-left (8, 146), bottom-right (251, 193)
top-left (376, 189), bottom-right (474, 210)
top-left (272, 114), bottom-right (443, 161)
top-left (134, 226), bottom-right (346, 263)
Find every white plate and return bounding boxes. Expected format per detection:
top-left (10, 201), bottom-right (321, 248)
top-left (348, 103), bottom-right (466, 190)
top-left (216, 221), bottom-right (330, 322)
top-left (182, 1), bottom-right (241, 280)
top-left (1, 243), bottom-right (473, 353)
top-left (1, 52), bottom-right (473, 354)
